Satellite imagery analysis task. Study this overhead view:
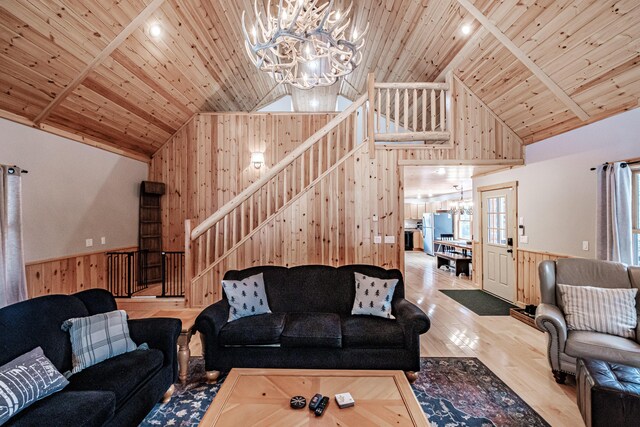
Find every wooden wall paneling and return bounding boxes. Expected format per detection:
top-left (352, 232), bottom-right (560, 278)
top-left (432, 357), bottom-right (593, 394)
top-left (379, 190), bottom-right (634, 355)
top-left (25, 247), bottom-right (137, 298)
top-left (185, 143), bottom-right (403, 307)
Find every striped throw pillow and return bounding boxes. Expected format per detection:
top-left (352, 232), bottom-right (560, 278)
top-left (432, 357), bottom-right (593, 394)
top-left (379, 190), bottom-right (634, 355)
top-left (61, 310), bottom-right (138, 374)
top-left (558, 284), bottom-right (638, 339)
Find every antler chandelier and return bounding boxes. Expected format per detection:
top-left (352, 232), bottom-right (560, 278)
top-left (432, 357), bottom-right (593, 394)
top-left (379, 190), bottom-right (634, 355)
top-left (242, 0), bottom-right (368, 89)
top-left (449, 185), bottom-right (473, 215)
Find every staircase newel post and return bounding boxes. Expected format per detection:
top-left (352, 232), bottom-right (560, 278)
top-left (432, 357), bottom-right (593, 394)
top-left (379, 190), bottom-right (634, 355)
top-left (184, 219), bottom-right (193, 308)
top-left (367, 73), bottom-right (376, 159)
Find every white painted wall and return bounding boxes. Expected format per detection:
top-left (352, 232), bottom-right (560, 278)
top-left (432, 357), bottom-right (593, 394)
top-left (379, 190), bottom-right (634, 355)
top-left (1, 119), bottom-right (148, 262)
top-left (473, 108), bottom-right (640, 258)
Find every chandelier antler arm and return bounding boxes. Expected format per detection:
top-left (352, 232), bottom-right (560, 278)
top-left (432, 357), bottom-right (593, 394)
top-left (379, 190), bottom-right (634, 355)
top-left (253, 0), bottom-right (269, 42)
top-left (317, 0), bottom-right (335, 29)
top-left (327, 1), bottom-right (352, 33)
top-left (286, 0), bottom-right (306, 32)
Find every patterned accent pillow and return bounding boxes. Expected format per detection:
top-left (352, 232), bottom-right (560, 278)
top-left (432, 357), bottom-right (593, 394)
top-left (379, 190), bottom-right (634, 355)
top-left (558, 284), bottom-right (638, 339)
top-left (351, 272), bottom-right (398, 319)
top-left (222, 273), bottom-right (272, 322)
top-left (61, 309), bottom-right (138, 374)
top-left (0, 347), bottom-right (69, 424)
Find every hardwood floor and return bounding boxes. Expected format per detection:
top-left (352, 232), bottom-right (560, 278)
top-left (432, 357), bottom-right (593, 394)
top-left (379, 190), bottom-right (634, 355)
top-left (122, 251), bottom-right (582, 426)
top-left (405, 251), bottom-right (582, 426)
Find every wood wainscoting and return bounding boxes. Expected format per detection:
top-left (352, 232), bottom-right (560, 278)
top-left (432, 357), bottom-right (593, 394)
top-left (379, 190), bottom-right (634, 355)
top-left (25, 247), bottom-right (136, 298)
top-left (516, 249), bottom-right (569, 306)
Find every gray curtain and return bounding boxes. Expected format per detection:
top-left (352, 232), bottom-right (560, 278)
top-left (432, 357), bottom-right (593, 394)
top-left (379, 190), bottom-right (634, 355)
top-left (596, 162), bottom-right (633, 265)
top-left (0, 165), bottom-right (28, 307)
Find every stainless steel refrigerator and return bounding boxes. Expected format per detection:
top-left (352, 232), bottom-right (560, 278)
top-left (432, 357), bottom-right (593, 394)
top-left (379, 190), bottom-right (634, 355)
top-left (422, 212), bottom-right (454, 256)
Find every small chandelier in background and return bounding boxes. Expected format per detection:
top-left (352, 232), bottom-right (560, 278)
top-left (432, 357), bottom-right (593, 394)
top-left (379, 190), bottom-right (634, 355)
top-left (449, 185), bottom-right (473, 215)
top-left (242, 0), bottom-right (368, 89)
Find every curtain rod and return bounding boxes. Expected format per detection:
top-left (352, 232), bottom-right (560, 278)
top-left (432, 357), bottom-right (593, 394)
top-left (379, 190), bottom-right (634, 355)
top-left (1, 164), bottom-right (28, 174)
top-left (590, 159), bottom-right (640, 171)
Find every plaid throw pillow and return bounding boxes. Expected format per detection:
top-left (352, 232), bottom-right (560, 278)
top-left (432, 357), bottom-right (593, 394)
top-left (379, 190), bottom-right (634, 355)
top-left (558, 284), bottom-right (638, 339)
top-left (0, 347), bottom-right (68, 424)
top-left (61, 310), bottom-right (138, 374)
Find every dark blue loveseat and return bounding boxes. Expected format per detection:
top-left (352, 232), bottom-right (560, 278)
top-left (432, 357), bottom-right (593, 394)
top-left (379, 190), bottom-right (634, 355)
top-left (195, 264), bottom-right (430, 382)
top-left (0, 289), bottom-right (181, 427)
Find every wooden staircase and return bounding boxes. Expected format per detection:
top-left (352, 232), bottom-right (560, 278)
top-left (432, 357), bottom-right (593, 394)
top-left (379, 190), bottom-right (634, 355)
top-left (183, 75), bottom-right (453, 307)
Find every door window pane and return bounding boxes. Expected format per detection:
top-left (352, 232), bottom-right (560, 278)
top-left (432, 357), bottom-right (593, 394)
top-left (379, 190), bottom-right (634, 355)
top-left (487, 196), bottom-right (507, 246)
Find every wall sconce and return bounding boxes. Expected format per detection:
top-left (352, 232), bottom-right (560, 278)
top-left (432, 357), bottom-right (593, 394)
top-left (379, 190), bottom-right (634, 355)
top-left (251, 152), bottom-right (265, 169)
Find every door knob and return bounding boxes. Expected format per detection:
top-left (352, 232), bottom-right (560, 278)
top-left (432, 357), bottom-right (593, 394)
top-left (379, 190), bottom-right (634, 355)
top-left (507, 249), bottom-right (513, 254)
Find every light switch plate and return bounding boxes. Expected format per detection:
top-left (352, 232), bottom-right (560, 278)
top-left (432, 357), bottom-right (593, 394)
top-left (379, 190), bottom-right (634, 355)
top-left (372, 214), bottom-right (378, 222)
top-left (101, 237), bottom-right (106, 245)
top-left (519, 235), bottom-right (528, 244)
top-left (582, 241), bottom-right (589, 251)
top-left (384, 235), bottom-right (395, 244)
top-left (85, 238), bottom-right (93, 247)
top-left (374, 235), bottom-right (382, 244)
top-left (519, 217), bottom-right (525, 226)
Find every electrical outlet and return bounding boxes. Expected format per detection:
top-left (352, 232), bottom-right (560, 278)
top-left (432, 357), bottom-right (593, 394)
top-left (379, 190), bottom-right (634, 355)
top-left (384, 235), bottom-right (395, 244)
top-left (372, 214), bottom-right (378, 222)
top-left (582, 241), bottom-right (589, 251)
top-left (101, 237), bottom-right (106, 245)
top-left (85, 238), bottom-right (93, 247)
top-left (374, 235), bottom-right (382, 244)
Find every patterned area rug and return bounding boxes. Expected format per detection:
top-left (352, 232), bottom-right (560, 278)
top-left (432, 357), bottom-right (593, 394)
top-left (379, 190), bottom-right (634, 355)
top-left (140, 357), bottom-right (549, 427)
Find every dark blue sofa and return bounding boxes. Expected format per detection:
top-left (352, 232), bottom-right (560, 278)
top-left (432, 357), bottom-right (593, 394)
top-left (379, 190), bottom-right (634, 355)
top-left (195, 264), bottom-right (430, 382)
top-left (0, 289), bottom-right (181, 427)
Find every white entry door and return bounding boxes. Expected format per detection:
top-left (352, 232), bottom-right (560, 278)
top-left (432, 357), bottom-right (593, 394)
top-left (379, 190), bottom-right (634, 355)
top-left (482, 188), bottom-right (515, 302)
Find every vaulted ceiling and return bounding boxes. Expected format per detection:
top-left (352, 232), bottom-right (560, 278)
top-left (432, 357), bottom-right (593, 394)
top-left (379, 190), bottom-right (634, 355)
top-left (1, 0), bottom-right (639, 159)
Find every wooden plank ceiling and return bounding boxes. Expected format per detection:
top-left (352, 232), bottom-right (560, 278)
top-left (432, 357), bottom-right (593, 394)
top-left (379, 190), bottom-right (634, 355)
top-left (0, 0), bottom-right (638, 158)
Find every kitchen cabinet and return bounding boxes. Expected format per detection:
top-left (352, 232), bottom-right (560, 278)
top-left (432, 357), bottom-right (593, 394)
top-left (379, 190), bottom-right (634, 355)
top-left (404, 203), bottom-right (428, 219)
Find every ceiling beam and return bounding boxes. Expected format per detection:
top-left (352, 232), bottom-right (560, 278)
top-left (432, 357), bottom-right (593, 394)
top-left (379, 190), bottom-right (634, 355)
top-left (456, 0), bottom-right (590, 121)
top-left (34, 0), bottom-right (167, 125)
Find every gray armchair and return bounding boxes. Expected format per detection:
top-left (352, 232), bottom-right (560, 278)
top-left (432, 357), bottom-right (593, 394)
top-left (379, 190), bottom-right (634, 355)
top-left (535, 258), bottom-right (640, 384)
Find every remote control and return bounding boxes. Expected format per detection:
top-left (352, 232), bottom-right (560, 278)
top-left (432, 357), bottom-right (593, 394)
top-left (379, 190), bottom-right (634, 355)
top-left (309, 393), bottom-right (323, 410)
top-left (314, 396), bottom-right (329, 416)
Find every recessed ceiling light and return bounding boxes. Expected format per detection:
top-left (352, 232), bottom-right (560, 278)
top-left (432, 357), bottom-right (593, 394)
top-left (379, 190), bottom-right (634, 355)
top-left (310, 98), bottom-right (319, 108)
top-left (149, 23), bottom-right (162, 38)
top-left (461, 24), bottom-right (472, 35)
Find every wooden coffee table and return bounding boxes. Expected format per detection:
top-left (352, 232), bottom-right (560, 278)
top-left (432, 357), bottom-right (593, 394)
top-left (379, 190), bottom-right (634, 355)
top-left (199, 368), bottom-right (430, 426)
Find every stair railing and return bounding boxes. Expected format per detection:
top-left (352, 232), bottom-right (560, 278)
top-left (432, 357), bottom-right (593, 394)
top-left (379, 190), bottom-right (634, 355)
top-left (184, 93), bottom-right (368, 299)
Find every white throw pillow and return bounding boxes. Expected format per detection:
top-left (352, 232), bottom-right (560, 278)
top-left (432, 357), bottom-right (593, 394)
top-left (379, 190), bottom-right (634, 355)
top-left (222, 273), bottom-right (272, 322)
top-left (351, 272), bottom-right (398, 319)
top-left (558, 283), bottom-right (638, 339)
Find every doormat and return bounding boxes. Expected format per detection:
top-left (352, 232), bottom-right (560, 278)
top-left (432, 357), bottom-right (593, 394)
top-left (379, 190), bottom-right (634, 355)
top-left (439, 289), bottom-right (517, 315)
top-left (140, 357), bottom-right (550, 427)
